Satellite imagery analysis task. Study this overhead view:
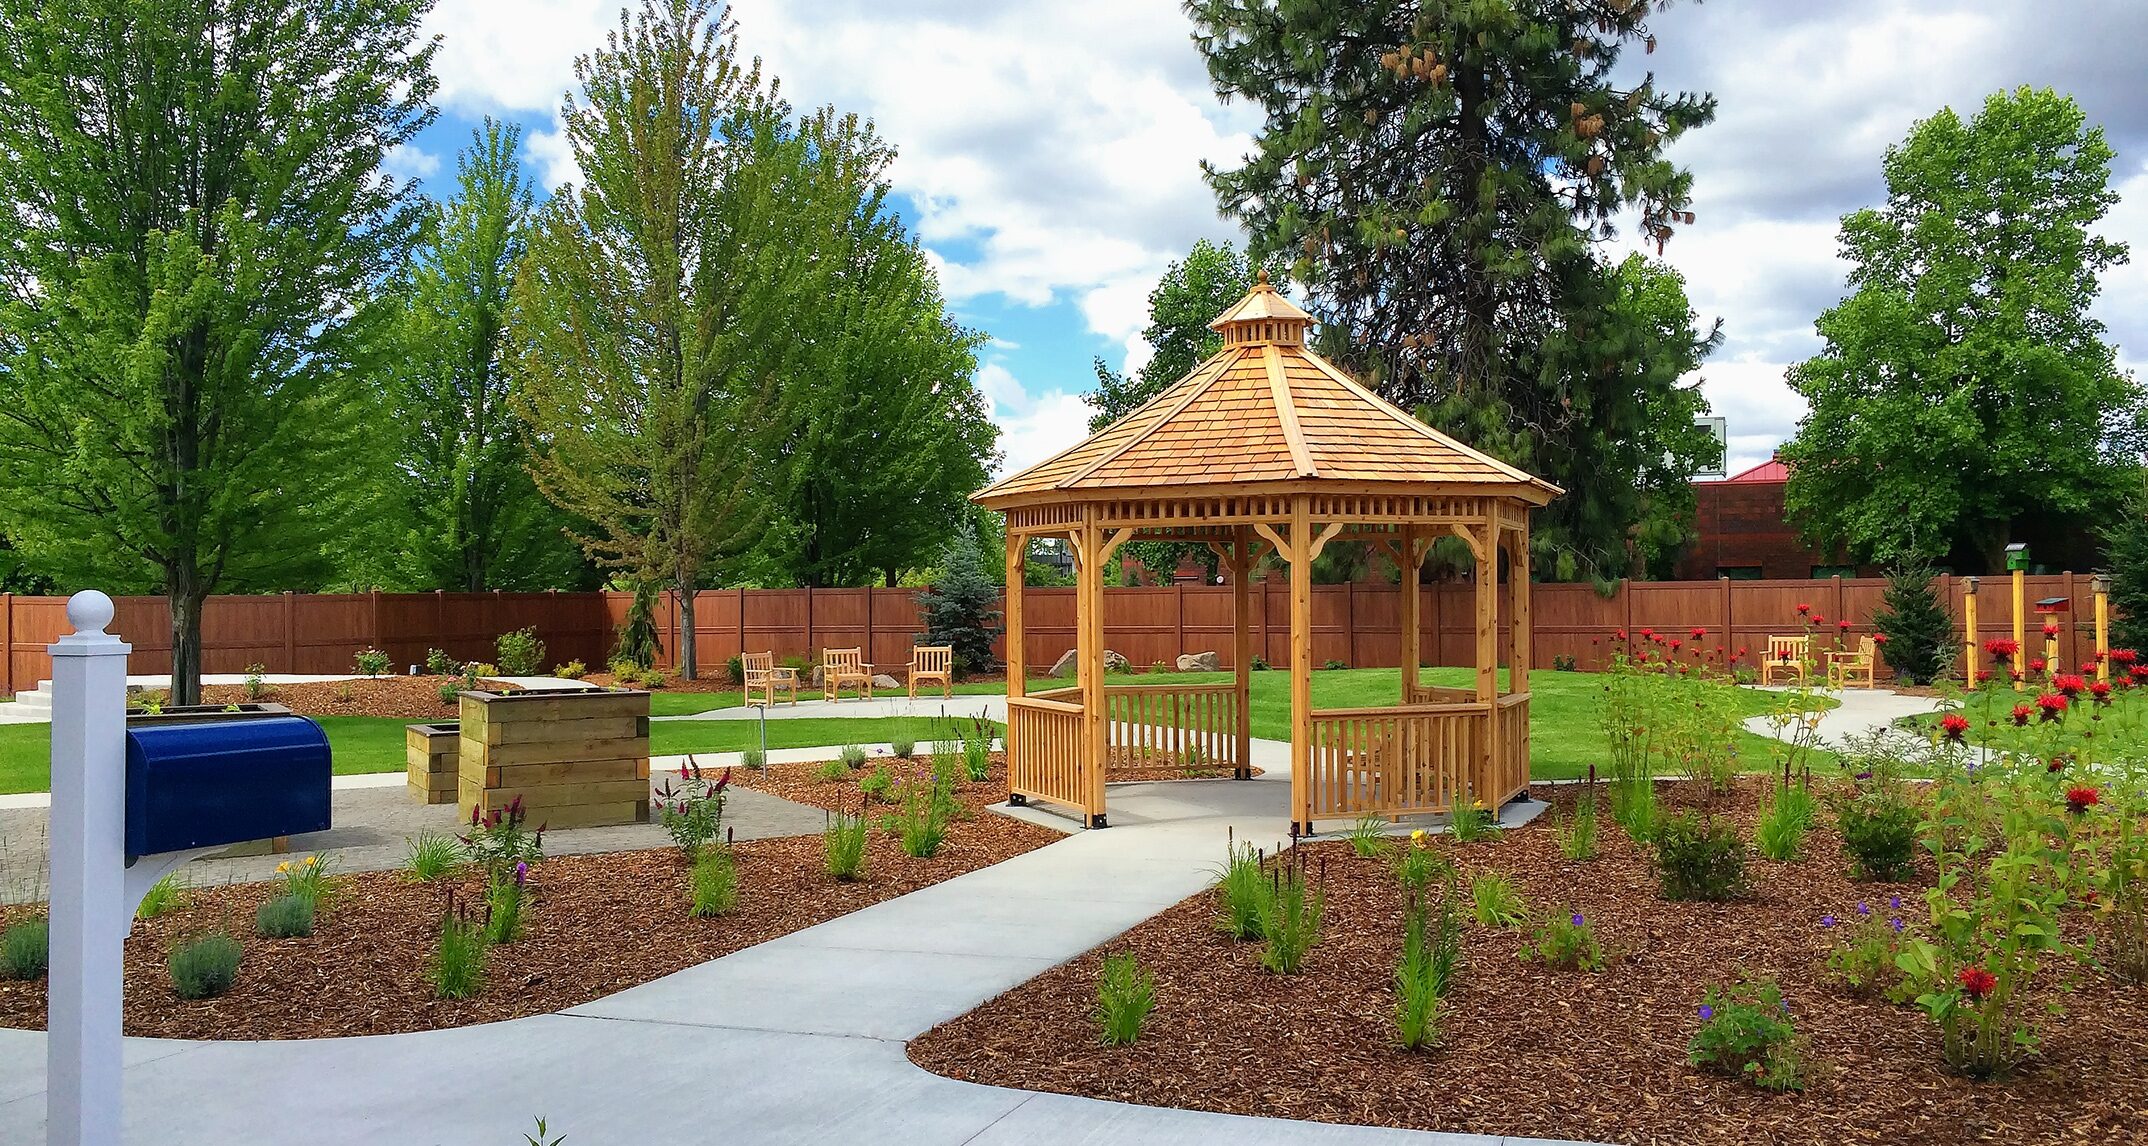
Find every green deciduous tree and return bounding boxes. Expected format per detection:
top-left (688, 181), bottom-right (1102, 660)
top-left (508, 0), bottom-right (875, 678)
top-left (1186, 0), bottom-right (1718, 582)
top-left (1781, 87), bottom-right (2142, 571)
top-left (764, 213), bottom-right (998, 588)
top-left (371, 120), bottom-right (593, 592)
top-left (0, 0), bottom-right (437, 703)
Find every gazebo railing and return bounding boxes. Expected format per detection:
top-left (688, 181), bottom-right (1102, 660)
top-left (1103, 683), bottom-right (1238, 773)
top-left (1305, 699), bottom-right (1530, 820)
top-left (1005, 693), bottom-right (1092, 820)
top-left (1402, 681), bottom-right (1477, 707)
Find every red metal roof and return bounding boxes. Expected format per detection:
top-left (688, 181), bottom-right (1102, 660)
top-left (1722, 457), bottom-right (1788, 484)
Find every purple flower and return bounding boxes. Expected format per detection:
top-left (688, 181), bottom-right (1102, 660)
top-left (1697, 1004), bottom-right (1715, 1021)
top-left (1890, 918), bottom-right (1904, 934)
top-left (1570, 913), bottom-right (1585, 927)
top-left (1855, 770), bottom-right (1873, 781)
top-left (1856, 902), bottom-right (1871, 917)
top-left (513, 861), bottom-right (529, 887)
top-left (1889, 895), bottom-right (1902, 911)
top-left (1820, 914), bottom-right (1837, 928)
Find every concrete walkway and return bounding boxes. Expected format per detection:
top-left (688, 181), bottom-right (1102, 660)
top-left (1742, 686), bottom-right (1950, 749)
top-left (0, 739), bottom-right (1589, 1145)
top-left (661, 691), bottom-right (1008, 722)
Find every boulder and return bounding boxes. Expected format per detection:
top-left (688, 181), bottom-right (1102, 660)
top-left (1176, 651), bottom-right (1222, 672)
top-left (871, 673), bottom-right (901, 690)
top-left (1048, 649), bottom-right (1130, 676)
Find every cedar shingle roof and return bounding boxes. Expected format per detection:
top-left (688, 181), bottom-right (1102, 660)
top-left (975, 280), bottom-right (1561, 506)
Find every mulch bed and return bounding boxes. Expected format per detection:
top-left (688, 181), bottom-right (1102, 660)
top-left (908, 778), bottom-right (2147, 1146)
top-left (721, 753), bottom-right (1261, 813)
top-left (0, 800), bottom-right (1060, 1040)
top-left (198, 674), bottom-right (512, 720)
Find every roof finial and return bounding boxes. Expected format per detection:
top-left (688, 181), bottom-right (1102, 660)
top-left (1255, 268), bottom-right (1271, 288)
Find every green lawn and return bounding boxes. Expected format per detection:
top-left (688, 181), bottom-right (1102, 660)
top-left (1113, 667), bottom-right (1816, 780)
top-left (0, 714), bottom-right (993, 795)
top-left (0, 668), bottom-right (1818, 794)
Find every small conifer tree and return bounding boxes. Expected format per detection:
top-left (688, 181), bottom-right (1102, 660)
top-left (918, 522), bottom-right (1003, 675)
top-left (1872, 562), bottom-right (1954, 684)
top-left (2104, 491), bottom-right (2148, 654)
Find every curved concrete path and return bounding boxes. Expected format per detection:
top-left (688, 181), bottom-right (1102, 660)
top-left (1741, 686), bottom-right (1950, 749)
top-left (0, 737), bottom-right (1587, 1146)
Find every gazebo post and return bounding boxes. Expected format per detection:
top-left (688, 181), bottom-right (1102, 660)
top-left (1475, 510), bottom-right (1500, 808)
top-left (1005, 532), bottom-right (1026, 702)
top-left (1288, 495), bottom-right (1314, 836)
top-left (1075, 511), bottom-right (1109, 829)
top-left (1399, 526), bottom-right (1420, 704)
top-left (1231, 526), bottom-right (1253, 780)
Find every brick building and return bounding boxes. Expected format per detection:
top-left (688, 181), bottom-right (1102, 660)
top-left (1675, 456), bottom-right (1874, 581)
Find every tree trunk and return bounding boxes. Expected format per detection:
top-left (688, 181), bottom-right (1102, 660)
top-left (168, 582), bottom-right (204, 707)
top-left (677, 580), bottom-right (698, 681)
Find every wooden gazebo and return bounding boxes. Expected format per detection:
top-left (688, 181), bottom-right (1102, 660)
top-left (976, 276), bottom-right (1560, 832)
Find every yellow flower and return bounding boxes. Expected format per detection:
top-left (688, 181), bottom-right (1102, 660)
top-left (275, 862), bottom-right (290, 874)
top-left (304, 856), bottom-right (319, 867)
top-left (1410, 829), bottom-right (1426, 842)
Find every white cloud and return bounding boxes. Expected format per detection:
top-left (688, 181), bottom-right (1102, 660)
top-left (384, 144), bottom-right (443, 184)
top-left (523, 113), bottom-right (579, 194)
top-left (974, 361), bottom-right (1092, 476)
top-left (422, 2), bottom-right (612, 113)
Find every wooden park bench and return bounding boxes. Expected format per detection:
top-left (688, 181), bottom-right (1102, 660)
top-left (1759, 635), bottom-right (1810, 686)
top-left (1828, 635), bottom-right (1878, 690)
top-left (823, 647), bottom-right (874, 702)
top-left (741, 651), bottom-right (799, 707)
top-left (907, 645), bottom-right (954, 699)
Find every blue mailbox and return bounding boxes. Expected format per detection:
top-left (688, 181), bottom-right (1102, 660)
top-left (123, 713), bottom-right (332, 859)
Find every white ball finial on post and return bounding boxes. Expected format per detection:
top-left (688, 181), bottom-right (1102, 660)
top-left (47, 589), bottom-right (131, 1146)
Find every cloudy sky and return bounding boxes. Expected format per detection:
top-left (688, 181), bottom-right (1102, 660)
top-left (404, 0), bottom-right (2148, 478)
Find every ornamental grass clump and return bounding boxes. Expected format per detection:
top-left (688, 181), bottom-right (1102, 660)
top-left (0, 915), bottom-right (48, 980)
top-left (1688, 978), bottom-right (1809, 1091)
top-left (1345, 812), bottom-right (1391, 858)
top-left (689, 845), bottom-right (738, 918)
top-left (136, 871), bottom-right (191, 919)
top-left (1755, 781), bottom-right (1818, 862)
top-left (891, 770), bottom-right (950, 858)
top-left (1256, 852), bottom-right (1324, 975)
top-left (1094, 952), bottom-right (1156, 1047)
top-left (1468, 871), bottom-right (1528, 929)
top-left (1392, 830), bottom-right (1446, 894)
top-left (485, 862), bottom-right (531, 944)
top-left (1214, 837), bottom-right (1267, 940)
top-left (1394, 878), bottom-right (1462, 1052)
top-left (961, 719), bottom-right (994, 782)
top-left (169, 932), bottom-right (242, 999)
top-left (253, 893), bottom-right (315, 939)
top-left (432, 896), bottom-right (489, 1000)
top-left (404, 831), bottom-right (463, 882)
top-left (1447, 800), bottom-right (1499, 843)
top-left (1527, 909), bottom-right (1605, 972)
top-left (824, 811), bottom-right (870, 882)
top-left (1653, 811), bottom-right (1751, 902)
top-left (1553, 783), bottom-right (1599, 861)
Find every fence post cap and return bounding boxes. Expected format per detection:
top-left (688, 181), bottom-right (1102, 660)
top-left (66, 590), bottom-right (114, 635)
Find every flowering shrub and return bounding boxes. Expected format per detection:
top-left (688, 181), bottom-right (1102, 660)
top-left (653, 757), bottom-right (730, 861)
top-left (1688, 978), bottom-right (1807, 1091)
top-left (1527, 909), bottom-right (1604, 972)
top-left (462, 797), bottom-right (545, 888)
top-left (352, 647), bottom-right (391, 677)
top-left (1822, 898), bottom-right (1918, 1002)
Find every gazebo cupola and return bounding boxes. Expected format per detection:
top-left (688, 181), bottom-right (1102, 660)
top-left (978, 278), bottom-right (1560, 833)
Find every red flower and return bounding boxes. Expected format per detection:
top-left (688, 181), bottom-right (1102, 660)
top-left (2027, 658), bottom-right (2047, 674)
top-left (1736, 646), bottom-right (1749, 658)
top-left (2054, 673), bottom-right (2087, 698)
top-left (1985, 638), bottom-right (2019, 661)
top-left (1811, 614), bottom-right (1827, 625)
top-left (1614, 628), bottom-right (1628, 641)
top-left (2111, 648), bottom-right (2139, 666)
top-left (1778, 648), bottom-right (1793, 662)
top-left (2010, 704), bottom-right (2034, 727)
top-left (2079, 660), bottom-right (2099, 674)
top-left (2035, 693), bottom-right (2068, 721)
top-left (2042, 621), bottom-right (2061, 638)
top-left (1796, 603), bottom-right (1812, 615)
top-left (1939, 713), bottom-right (1970, 742)
top-left (2090, 681), bottom-right (2113, 704)
top-left (1640, 627), bottom-right (1656, 639)
top-left (2047, 756), bottom-right (2067, 774)
top-left (1958, 967), bottom-right (1997, 1000)
top-left (2132, 664), bottom-right (2148, 682)
top-left (1872, 633), bottom-right (1889, 644)
top-left (2066, 786), bottom-right (2101, 813)
top-left (1669, 638), bottom-right (1683, 651)
top-left (1975, 670), bottom-right (1993, 684)
top-left (1838, 619), bottom-right (1853, 631)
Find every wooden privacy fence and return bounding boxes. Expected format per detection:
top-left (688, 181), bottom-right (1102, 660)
top-left (0, 573), bottom-right (2112, 694)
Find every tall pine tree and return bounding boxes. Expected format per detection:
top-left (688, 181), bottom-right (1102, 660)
top-left (916, 521), bottom-right (1002, 676)
top-left (0, 0), bottom-right (437, 702)
top-left (1186, 0), bottom-right (1719, 581)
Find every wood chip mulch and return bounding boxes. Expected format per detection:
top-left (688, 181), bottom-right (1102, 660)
top-left (720, 754), bottom-right (1261, 815)
top-left (198, 675), bottom-right (505, 719)
top-left (0, 801), bottom-right (1060, 1040)
top-left (907, 778), bottom-right (2147, 1146)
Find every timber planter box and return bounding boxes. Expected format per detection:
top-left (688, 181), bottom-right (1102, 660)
top-left (405, 722), bottom-right (460, 805)
top-left (456, 687), bottom-right (652, 830)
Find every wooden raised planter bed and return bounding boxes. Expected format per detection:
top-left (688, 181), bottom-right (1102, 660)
top-left (456, 687), bottom-right (651, 829)
top-left (405, 722), bottom-right (460, 805)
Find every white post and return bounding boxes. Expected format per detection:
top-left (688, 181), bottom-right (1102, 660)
top-left (47, 590), bottom-right (130, 1146)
